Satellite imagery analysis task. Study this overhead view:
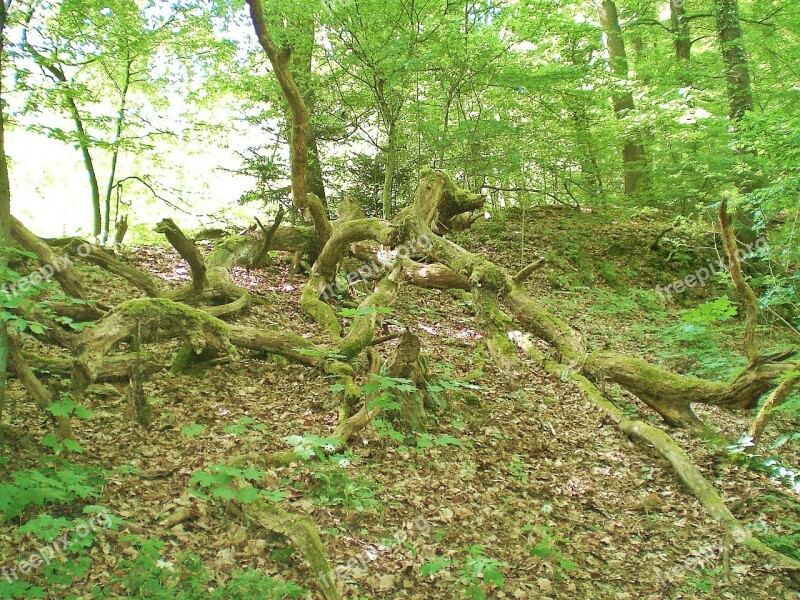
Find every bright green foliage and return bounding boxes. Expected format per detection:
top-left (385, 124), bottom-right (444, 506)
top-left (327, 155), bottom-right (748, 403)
top-left (284, 433), bottom-right (343, 461)
top-left (188, 464), bottom-right (283, 504)
top-left (507, 454), bottom-right (529, 482)
top-left (99, 538), bottom-right (308, 599)
top-left (180, 423), bottom-right (206, 437)
top-left (338, 306), bottom-right (394, 318)
top-left (527, 527), bottom-right (577, 581)
top-left (311, 467), bottom-right (379, 513)
top-left (223, 416), bottom-right (268, 436)
top-left (0, 463), bottom-right (105, 522)
top-left (8, 507), bottom-right (122, 591)
top-left (420, 545), bottom-right (509, 599)
top-left (682, 297), bottom-right (738, 327)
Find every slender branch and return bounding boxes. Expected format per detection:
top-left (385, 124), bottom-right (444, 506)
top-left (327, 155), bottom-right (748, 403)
top-left (513, 258), bottom-right (545, 284)
top-left (251, 206), bottom-right (286, 268)
top-left (719, 198), bottom-right (760, 365)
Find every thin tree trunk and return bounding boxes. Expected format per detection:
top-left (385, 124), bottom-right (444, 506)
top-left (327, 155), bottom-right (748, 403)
top-left (715, 0), bottom-right (753, 122)
top-left (102, 59), bottom-right (131, 244)
top-left (715, 0), bottom-right (759, 240)
top-left (596, 0), bottom-right (650, 197)
top-left (247, 0), bottom-right (308, 210)
top-left (247, 0), bottom-right (330, 245)
top-left (0, 0), bottom-right (11, 421)
top-left (22, 23), bottom-right (102, 237)
top-left (671, 0), bottom-right (691, 61)
top-left (66, 93), bottom-right (102, 237)
top-left (382, 121), bottom-right (397, 220)
top-left (289, 17), bottom-right (327, 207)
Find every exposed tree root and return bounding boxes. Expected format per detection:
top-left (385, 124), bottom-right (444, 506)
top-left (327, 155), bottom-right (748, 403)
top-left (155, 219), bottom-right (208, 291)
top-left (8, 341), bottom-right (73, 440)
top-left (391, 171), bottom-right (800, 575)
top-left (250, 206), bottom-right (285, 268)
top-left (513, 257), bottom-right (545, 283)
top-left (73, 298), bottom-right (236, 384)
top-left (157, 220), bottom-right (252, 317)
top-left (381, 330), bottom-right (429, 432)
top-left (9, 170), bottom-right (800, 582)
top-left (530, 347), bottom-right (800, 575)
top-left (22, 350), bottom-right (162, 381)
top-left (748, 372), bottom-right (800, 451)
top-left (336, 263), bottom-right (403, 359)
top-left (50, 238), bottom-right (161, 297)
top-left (583, 350), bottom-right (797, 428)
top-left (10, 216), bottom-right (94, 306)
top-left (620, 418), bottom-right (800, 573)
top-left (228, 492), bottom-right (341, 600)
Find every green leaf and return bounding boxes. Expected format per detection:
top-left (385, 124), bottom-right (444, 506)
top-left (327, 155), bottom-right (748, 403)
top-left (434, 435), bottom-right (461, 447)
top-left (189, 471), bottom-right (215, 487)
top-left (62, 439), bottom-right (84, 453)
top-left (420, 558), bottom-right (451, 577)
top-left (211, 486), bottom-right (237, 500)
top-left (188, 489), bottom-right (210, 501)
top-left (235, 485), bottom-right (260, 504)
top-left (483, 566), bottom-right (504, 587)
top-left (181, 423), bottom-right (206, 437)
top-left (47, 399), bottom-right (75, 417)
top-left (338, 306), bottom-right (394, 317)
top-left (40, 434), bottom-right (61, 450)
top-left (224, 424), bottom-right (248, 435)
top-left (260, 489), bottom-right (287, 503)
top-left (28, 322), bottom-right (46, 334)
top-left (73, 405), bottom-right (94, 420)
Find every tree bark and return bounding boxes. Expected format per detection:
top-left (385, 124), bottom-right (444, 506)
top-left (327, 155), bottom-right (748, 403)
top-left (715, 0), bottom-right (753, 122)
top-left (719, 198), bottom-right (760, 364)
top-left (596, 0), bottom-right (650, 197)
top-left (289, 16), bottom-right (327, 207)
top-left (155, 218), bottom-right (207, 291)
top-left (247, 0), bottom-right (332, 241)
top-left (8, 343), bottom-right (74, 440)
top-left (102, 58), bottom-right (131, 244)
top-left (382, 121), bottom-right (397, 219)
top-left (748, 374), bottom-right (800, 451)
top-left (670, 0), bottom-right (691, 61)
top-left (0, 1), bottom-right (11, 421)
top-left (10, 216), bottom-right (92, 303)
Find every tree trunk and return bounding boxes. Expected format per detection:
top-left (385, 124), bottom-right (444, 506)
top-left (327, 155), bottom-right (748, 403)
top-left (596, 0), bottom-right (650, 197)
top-left (21, 10), bottom-right (102, 237)
top-left (382, 121), bottom-right (397, 220)
top-left (102, 59), bottom-right (131, 244)
top-left (289, 18), bottom-right (327, 207)
top-left (67, 96), bottom-right (102, 237)
top-left (671, 0), bottom-right (691, 61)
top-left (715, 0), bottom-right (759, 239)
top-left (247, 0), bottom-right (330, 246)
top-left (715, 0), bottom-right (753, 122)
top-left (0, 2), bottom-right (11, 420)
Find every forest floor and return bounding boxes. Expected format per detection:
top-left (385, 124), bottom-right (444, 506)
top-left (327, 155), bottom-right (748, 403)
top-left (2, 205), bottom-right (799, 599)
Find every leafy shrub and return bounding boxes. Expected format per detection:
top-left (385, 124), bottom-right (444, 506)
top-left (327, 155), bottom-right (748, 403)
top-left (0, 462), bottom-right (105, 522)
top-left (100, 538), bottom-right (307, 599)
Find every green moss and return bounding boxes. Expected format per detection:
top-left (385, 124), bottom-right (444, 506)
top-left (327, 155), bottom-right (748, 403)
top-left (114, 298), bottom-right (234, 356)
top-left (301, 286), bottom-right (343, 339)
